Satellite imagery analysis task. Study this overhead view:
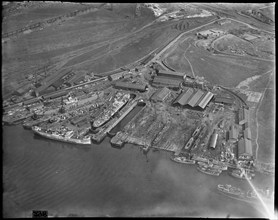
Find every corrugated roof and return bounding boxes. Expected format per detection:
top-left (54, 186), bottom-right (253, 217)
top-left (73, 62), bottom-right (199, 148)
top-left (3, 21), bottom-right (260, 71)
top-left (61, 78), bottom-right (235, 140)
top-left (238, 108), bottom-right (249, 123)
top-left (214, 97), bottom-right (234, 104)
top-left (151, 87), bottom-right (171, 101)
top-left (152, 76), bottom-right (181, 87)
top-left (42, 90), bottom-right (68, 99)
top-left (158, 70), bottom-right (185, 78)
top-left (238, 138), bottom-right (252, 156)
top-left (198, 91), bottom-right (214, 109)
top-left (174, 88), bottom-right (194, 105)
top-left (188, 90), bottom-right (204, 107)
top-left (244, 128), bottom-right (251, 140)
top-left (229, 125), bottom-right (239, 140)
top-left (114, 82), bottom-right (146, 91)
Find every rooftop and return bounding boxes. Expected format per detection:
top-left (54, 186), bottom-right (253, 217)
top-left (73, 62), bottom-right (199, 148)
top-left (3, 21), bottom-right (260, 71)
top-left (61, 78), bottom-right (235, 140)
top-left (197, 91), bottom-right (214, 109)
top-left (238, 138), bottom-right (253, 156)
top-left (174, 88), bottom-right (195, 105)
top-left (187, 90), bottom-right (204, 107)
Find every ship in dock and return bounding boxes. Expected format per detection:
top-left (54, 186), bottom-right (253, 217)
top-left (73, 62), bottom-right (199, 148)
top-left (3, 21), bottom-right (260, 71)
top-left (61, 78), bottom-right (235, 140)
top-left (197, 164), bottom-right (222, 176)
top-left (229, 169), bottom-right (255, 180)
top-left (92, 92), bottom-right (130, 128)
top-left (32, 126), bottom-right (91, 145)
top-left (171, 156), bottom-right (196, 164)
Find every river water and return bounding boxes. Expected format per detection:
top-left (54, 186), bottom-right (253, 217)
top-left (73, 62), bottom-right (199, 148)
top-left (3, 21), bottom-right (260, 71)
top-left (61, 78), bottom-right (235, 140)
top-left (3, 125), bottom-right (274, 217)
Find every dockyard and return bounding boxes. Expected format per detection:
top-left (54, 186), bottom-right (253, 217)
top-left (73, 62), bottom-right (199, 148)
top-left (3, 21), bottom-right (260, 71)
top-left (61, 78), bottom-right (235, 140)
top-left (2, 62), bottom-right (264, 178)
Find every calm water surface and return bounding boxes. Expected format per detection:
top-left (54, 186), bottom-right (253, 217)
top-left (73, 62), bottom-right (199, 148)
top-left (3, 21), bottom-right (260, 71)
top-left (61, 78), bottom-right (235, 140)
top-left (3, 126), bottom-right (274, 217)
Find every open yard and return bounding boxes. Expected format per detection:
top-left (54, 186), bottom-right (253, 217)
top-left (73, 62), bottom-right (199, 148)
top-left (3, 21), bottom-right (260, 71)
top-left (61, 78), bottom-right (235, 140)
top-left (182, 44), bottom-right (273, 87)
top-left (2, 3), bottom-right (156, 97)
top-left (256, 72), bottom-right (275, 163)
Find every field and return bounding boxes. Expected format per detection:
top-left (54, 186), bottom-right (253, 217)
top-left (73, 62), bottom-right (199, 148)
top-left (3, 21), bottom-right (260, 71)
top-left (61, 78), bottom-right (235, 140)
top-left (2, 3), bottom-right (157, 96)
top-left (2, 2), bottom-right (89, 33)
top-left (163, 35), bottom-right (273, 87)
top-left (164, 40), bottom-right (194, 76)
top-left (259, 6), bottom-right (275, 21)
top-left (256, 72), bottom-right (275, 163)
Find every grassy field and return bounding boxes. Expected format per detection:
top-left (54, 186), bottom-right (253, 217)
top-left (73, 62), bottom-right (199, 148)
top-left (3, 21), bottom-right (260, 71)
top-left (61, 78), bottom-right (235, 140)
top-left (2, 3), bottom-right (157, 97)
top-left (164, 40), bottom-right (194, 75)
top-left (78, 28), bottom-right (180, 73)
top-left (256, 72), bottom-right (275, 163)
top-left (2, 3), bottom-right (88, 33)
top-left (183, 44), bottom-right (273, 87)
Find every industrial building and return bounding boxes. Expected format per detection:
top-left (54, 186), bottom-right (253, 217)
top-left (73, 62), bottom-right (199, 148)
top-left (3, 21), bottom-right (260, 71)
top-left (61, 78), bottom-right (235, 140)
top-left (197, 91), bottom-right (214, 109)
top-left (150, 87), bottom-right (171, 102)
top-left (173, 88), bottom-right (214, 110)
top-left (229, 125), bottom-right (239, 143)
top-left (197, 29), bottom-right (224, 38)
top-left (187, 90), bottom-right (204, 107)
top-left (23, 98), bottom-right (40, 106)
top-left (210, 131), bottom-right (218, 149)
top-left (41, 90), bottom-right (68, 100)
top-left (243, 127), bottom-right (251, 140)
top-left (173, 88), bottom-right (194, 106)
top-left (214, 96), bottom-right (234, 105)
top-left (35, 69), bottom-right (73, 96)
top-left (52, 78), bottom-right (64, 90)
top-left (157, 70), bottom-right (186, 80)
top-left (152, 76), bottom-right (182, 89)
top-left (113, 82), bottom-right (147, 92)
top-left (108, 72), bottom-right (126, 81)
top-left (238, 138), bottom-right (253, 161)
top-left (238, 107), bottom-right (250, 125)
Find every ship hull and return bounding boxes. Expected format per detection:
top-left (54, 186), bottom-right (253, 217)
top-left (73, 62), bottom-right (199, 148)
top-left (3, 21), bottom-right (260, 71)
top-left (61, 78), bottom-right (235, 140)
top-left (32, 128), bottom-right (91, 145)
top-left (93, 94), bottom-right (130, 128)
top-left (171, 157), bottom-right (195, 164)
top-left (197, 166), bottom-right (221, 176)
top-left (229, 171), bottom-right (252, 180)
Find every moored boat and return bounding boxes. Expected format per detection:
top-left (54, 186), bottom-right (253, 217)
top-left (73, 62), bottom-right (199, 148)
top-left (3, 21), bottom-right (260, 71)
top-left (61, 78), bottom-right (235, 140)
top-left (93, 93), bottom-right (130, 128)
top-left (32, 126), bottom-right (91, 145)
top-left (171, 156), bottom-right (196, 164)
top-left (229, 169), bottom-right (254, 180)
top-left (197, 165), bottom-right (222, 176)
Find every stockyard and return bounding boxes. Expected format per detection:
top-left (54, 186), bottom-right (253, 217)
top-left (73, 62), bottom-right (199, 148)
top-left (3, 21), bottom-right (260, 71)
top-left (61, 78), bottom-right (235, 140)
top-left (3, 2), bottom-right (275, 197)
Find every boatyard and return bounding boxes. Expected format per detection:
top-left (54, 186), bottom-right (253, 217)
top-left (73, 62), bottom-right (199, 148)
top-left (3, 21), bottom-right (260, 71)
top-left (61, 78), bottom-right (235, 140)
top-left (3, 2), bottom-right (275, 218)
top-left (3, 61), bottom-right (262, 178)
